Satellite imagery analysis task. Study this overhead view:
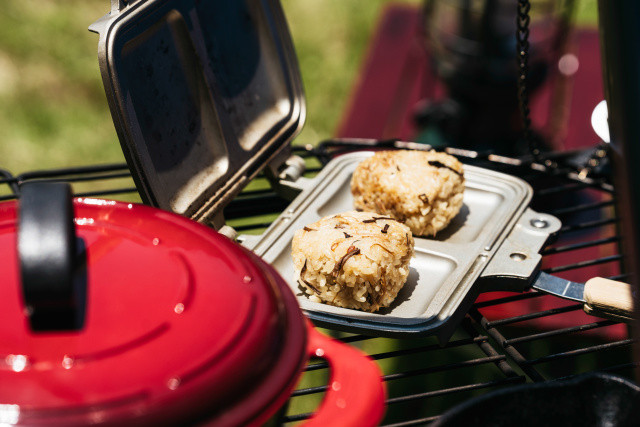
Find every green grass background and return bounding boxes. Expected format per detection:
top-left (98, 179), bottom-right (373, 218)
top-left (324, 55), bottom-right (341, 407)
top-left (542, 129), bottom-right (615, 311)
top-left (0, 0), bottom-right (597, 174)
top-left (0, 0), bottom-right (417, 173)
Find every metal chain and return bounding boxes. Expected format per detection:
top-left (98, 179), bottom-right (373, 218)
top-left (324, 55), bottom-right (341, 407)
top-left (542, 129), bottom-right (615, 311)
top-left (516, 0), bottom-right (608, 178)
top-left (516, 0), bottom-right (542, 162)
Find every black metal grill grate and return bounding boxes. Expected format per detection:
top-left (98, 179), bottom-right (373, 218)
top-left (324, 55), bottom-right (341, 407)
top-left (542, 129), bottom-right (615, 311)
top-left (1, 141), bottom-right (635, 426)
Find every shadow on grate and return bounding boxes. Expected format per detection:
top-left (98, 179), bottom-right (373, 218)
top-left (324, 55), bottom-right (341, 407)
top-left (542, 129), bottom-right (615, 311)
top-left (1, 142), bottom-right (634, 426)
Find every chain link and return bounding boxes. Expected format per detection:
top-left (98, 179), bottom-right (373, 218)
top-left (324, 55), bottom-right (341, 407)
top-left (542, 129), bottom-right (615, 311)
top-left (516, 0), bottom-right (608, 178)
top-left (516, 0), bottom-right (542, 162)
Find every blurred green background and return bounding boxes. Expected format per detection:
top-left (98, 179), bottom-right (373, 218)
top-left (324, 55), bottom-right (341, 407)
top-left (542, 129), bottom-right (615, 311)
top-left (0, 0), bottom-right (597, 174)
top-left (0, 0), bottom-right (413, 172)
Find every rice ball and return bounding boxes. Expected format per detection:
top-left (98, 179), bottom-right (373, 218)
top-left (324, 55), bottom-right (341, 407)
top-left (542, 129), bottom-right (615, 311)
top-left (291, 211), bottom-right (414, 312)
top-left (351, 150), bottom-right (465, 236)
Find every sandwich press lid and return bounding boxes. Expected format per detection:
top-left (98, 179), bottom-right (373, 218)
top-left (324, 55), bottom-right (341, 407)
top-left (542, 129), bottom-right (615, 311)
top-left (0, 182), bottom-right (307, 425)
top-left (90, 0), bottom-right (305, 224)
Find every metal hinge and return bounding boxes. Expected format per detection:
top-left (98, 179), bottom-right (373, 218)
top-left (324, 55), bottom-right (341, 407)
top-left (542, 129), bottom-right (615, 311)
top-left (265, 154), bottom-right (315, 201)
top-left (478, 208), bottom-right (562, 292)
top-left (88, 0), bottom-right (132, 34)
top-left (224, 153), bottom-right (314, 243)
top-left (111, 0), bottom-right (131, 13)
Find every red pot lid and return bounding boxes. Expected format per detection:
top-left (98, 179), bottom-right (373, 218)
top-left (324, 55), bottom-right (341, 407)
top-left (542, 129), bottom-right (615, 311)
top-left (0, 197), bottom-right (307, 425)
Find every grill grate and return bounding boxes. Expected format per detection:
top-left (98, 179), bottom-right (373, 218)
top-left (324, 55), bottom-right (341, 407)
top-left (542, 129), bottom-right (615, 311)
top-left (1, 142), bottom-right (634, 425)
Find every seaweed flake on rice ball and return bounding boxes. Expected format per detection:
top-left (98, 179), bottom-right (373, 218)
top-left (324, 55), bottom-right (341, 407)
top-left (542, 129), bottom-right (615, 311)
top-left (291, 211), bottom-right (414, 313)
top-left (351, 150), bottom-right (465, 237)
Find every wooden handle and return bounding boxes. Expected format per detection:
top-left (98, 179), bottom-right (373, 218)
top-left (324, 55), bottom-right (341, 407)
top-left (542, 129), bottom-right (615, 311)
top-left (583, 277), bottom-right (636, 322)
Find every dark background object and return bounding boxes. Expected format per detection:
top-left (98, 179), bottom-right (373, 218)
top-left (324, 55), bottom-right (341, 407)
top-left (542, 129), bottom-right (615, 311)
top-left (432, 372), bottom-right (640, 426)
top-left (419, 0), bottom-right (571, 154)
top-left (597, 1), bottom-right (640, 378)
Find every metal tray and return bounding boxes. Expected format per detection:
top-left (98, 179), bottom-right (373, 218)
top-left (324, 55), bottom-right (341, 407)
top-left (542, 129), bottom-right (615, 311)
top-left (240, 151), bottom-right (561, 341)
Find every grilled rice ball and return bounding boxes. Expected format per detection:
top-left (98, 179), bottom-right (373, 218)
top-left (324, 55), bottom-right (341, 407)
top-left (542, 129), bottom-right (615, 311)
top-left (351, 150), bottom-right (465, 236)
top-left (291, 211), bottom-right (414, 313)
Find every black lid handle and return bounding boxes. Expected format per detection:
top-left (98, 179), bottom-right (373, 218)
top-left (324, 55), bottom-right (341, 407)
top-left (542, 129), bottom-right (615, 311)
top-left (18, 182), bottom-right (86, 331)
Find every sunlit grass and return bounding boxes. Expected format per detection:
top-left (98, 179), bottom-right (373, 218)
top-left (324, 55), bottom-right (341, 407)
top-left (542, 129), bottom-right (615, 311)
top-left (282, 0), bottom-right (420, 146)
top-left (0, 1), bottom-right (120, 172)
top-left (0, 0), bottom-right (419, 174)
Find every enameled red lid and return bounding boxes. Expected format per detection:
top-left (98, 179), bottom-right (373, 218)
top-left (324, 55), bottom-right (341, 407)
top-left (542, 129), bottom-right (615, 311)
top-left (0, 198), bottom-right (307, 425)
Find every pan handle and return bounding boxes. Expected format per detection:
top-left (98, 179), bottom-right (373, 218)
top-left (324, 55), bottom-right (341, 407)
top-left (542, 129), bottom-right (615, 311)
top-left (583, 277), bottom-right (635, 322)
top-left (18, 182), bottom-right (86, 331)
top-left (302, 320), bottom-right (386, 427)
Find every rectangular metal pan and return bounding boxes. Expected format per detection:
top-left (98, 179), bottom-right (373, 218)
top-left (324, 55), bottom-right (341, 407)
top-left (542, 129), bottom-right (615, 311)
top-left (240, 151), bottom-right (561, 341)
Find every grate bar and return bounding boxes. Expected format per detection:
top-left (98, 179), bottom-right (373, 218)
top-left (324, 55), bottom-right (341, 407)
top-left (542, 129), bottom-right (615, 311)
top-left (338, 334), bottom-right (377, 344)
top-left (58, 171), bottom-right (132, 183)
top-left (557, 362), bottom-right (640, 381)
top-left (559, 217), bottom-right (618, 234)
top-left (609, 273), bottom-right (631, 281)
top-left (521, 339), bottom-right (636, 366)
top-left (17, 163), bottom-right (129, 181)
top-left (474, 291), bottom-right (544, 308)
top-left (336, 332), bottom-right (489, 347)
top-left (469, 308), bottom-right (547, 382)
top-left (382, 355), bottom-right (508, 382)
top-left (542, 236), bottom-right (620, 255)
top-left (549, 199), bottom-right (615, 216)
top-left (0, 169), bottom-right (19, 195)
top-left (503, 320), bottom-right (619, 346)
top-left (281, 412), bottom-right (312, 423)
top-left (485, 304), bottom-right (582, 328)
top-left (75, 188), bottom-right (139, 198)
top-left (304, 336), bottom-right (491, 372)
top-left (370, 336), bottom-right (489, 361)
top-left (381, 415), bottom-right (439, 427)
top-left (384, 376), bottom-right (526, 405)
top-left (461, 317), bottom-right (519, 378)
top-left (290, 384), bottom-right (328, 398)
top-left (543, 254), bottom-right (623, 274)
top-left (293, 355), bottom-right (509, 399)
top-left (535, 182), bottom-right (591, 196)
